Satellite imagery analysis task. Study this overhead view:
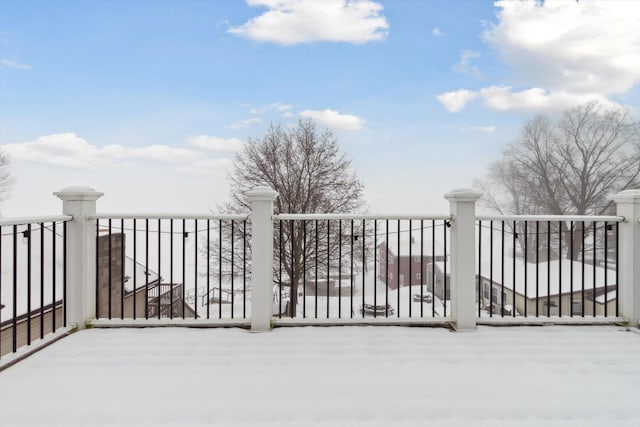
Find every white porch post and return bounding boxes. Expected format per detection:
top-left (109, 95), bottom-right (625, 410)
top-left (54, 186), bottom-right (103, 329)
top-left (247, 186), bottom-right (278, 332)
top-left (445, 188), bottom-right (482, 331)
top-left (610, 189), bottom-right (640, 327)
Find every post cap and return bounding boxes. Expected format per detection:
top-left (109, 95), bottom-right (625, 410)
top-left (609, 188), bottom-right (640, 203)
top-left (444, 188), bottom-right (482, 202)
top-left (54, 186), bottom-right (104, 201)
top-left (246, 186), bottom-right (278, 202)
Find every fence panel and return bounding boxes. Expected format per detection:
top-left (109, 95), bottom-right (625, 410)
top-left (0, 216), bottom-right (71, 358)
top-left (476, 216), bottom-right (622, 319)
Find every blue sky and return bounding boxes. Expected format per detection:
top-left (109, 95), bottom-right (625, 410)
top-left (1, 0), bottom-right (639, 216)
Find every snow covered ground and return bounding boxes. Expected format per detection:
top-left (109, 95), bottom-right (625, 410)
top-left (1, 325), bottom-right (639, 426)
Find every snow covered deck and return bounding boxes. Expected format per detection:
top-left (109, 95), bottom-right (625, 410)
top-left (1, 325), bottom-right (639, 426)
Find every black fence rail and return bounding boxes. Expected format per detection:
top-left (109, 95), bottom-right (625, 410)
top-left (273, 215), bottom-right (451, 320)
top-left (92, 214), bottom-right (250, 321)
top-left (0, 216), bottom-right (71, 359)
top-left (476, 216), bottom-right (621, 319)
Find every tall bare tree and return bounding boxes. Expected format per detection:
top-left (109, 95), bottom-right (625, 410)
top-left (215, 119), bottom-right (366, 315)
top-left (0, 148), bottom-right (14, 216)
top-left (477, 102), bottom-right (640, 260)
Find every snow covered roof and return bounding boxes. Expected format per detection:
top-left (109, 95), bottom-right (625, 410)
top-left (435, 257), bottom-right (616, 298)
top-left (382, 234), bottom-right (447, 257)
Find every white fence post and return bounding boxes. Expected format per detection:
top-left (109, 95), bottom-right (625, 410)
top-left (54, 186), bottom-right (103, 329)
top-left (247, 186), bottom-right (278, 332)
top-left (610, 189), bottom-right (640, 327)
top-left (445, 188), bottom-right (482, 331)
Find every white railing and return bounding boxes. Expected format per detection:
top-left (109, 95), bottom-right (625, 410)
top-left (1, 185), bottom-right (639, 352)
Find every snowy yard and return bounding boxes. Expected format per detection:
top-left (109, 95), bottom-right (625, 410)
top-left (1, 325), bottom-right (639, 427)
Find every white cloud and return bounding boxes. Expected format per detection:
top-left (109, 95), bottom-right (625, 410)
top-left (228, 0), bottom-right (389, 45)
top-left (458, 126), bottom-right (496, 134)
top-left (453, 50), bottom-right (481, 77)
top-left (248, 102), bottom-right (292, 114)
top-left (431, 27), bottom-right (444, 37)
top-left (175, 158), bottom-right (234, 177)
top-left (186, 135), bottom-right (244, 152)
top-left (439, 0), bottom-right (640, 113)
top-left (1, 133), bottom-right (228, 170)
top-left (230, 117), bottom-right (262, 129)
top-left (2, 58), bottom-right (31, 70)
top-left (299, 109), bottom-right (364, 131)
top-left (436, 90), bottom-right (478, 113)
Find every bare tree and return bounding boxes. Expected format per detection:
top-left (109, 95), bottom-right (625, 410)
top-left (477, 102), bottom-right (640, 260)
top-left (0, 148), bottom-right (14, 215)
top-left (214, 119), bottom-right (366, 315)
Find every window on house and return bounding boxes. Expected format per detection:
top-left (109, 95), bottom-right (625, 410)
top-left (483, 283), bottom-right (490, 299)
top-left (572, 300), bottom-right (583, 316)
top-left (544, 301), bottom-right (559, 316)
top-left (414, 256), bottom-right (420, 262)
top-left (416, 273), bottom-right (421, 280)
top-left (502, 292), bottom-right (508, 305)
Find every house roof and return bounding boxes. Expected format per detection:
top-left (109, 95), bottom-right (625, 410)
top-left (435, 257), bottom-right (616, 299)
top-left (381, 233), bottom-right (448, 257)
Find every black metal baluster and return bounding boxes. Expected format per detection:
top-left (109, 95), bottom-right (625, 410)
top-left (522, 221), bottom-right (527, 318)
top-left (338, 220), bottom-right (342, 318)
top-left (604, 222), bottom-right (609, 317)
top-left (500, 221), bottom-right (504, 317)
top-left (570, 221), bottom-right (574, 317)
top-left (195, 219), bottom-right (198, 320)
top-left (182, 219), bottom-right (186, 319)
top-left (12, 225), bottom-right (17, 352)
top-left (43, 222), bottom-right (46, 334)
top-left (157, 219), bottom-right (161, 319)
top-left (315, 220), bottom-right (318, 319)
top-left (229, 220), bottom-right (231, 319)
top-left (303, 220), bottom-right (307, 318)
top-left (121, 219), bottom-right (125, 320)
top-left (592, 221), bottom-right (597, 317)
top-left (478, 220), bottom-right (482, 318)
top-left (243, 219), bottom-right (247, 319)
top-left (170, 219), bottom-right (174, 320)
top-left (558, 221), bottom-right (562, 317)
top-left (362, 219), bottom-right (368, 317)
top-left (290, 220), bottom-right (294, 318)
top-left (279, 221), bottom-right (283, 319)
top-left (397, 220), bottom-right (400, 318)
top-left (207, 219), bottom-right (211, 319)
top-left (63, 221), bottom-right (67, 327)
top-left (350, 220), bottom-right (353, 318)
top-left (581, 222), bottom-right (585, 317)
top-left (145, 219), bottom-right (149, 319)
top-left (27, 224), bottom-right (31, 345)
top-left (133, 219), bottom-right (137, 320)
top-left (421, 219), bottom-right (424, 318)
top-left (108, 219), bottom-right (112, 320)
top-left (616, 222), bottom-right (620, 317)
top-left (52, 222), bottom-right (56, 332)
top-left (511, 221), bottom-right (516, 318)
top-left (443, 220), bottom-right (448, 317)
top-left (219, 219), bottom-right (222, 319)
top-left (409, 220), bottom-right (412, 318)
top-left (547, 221), bottom-right (551, 317)
top-left (385, 219), bottom-right (389, 318)
top-left (432, 220), bottom-right (435, 318)
top-left (534, 221), bottom-right (541, 317)
top-left (489, 220), bottom-right (493, 318)
top-left (326, 219), bottom-right (330, 318)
